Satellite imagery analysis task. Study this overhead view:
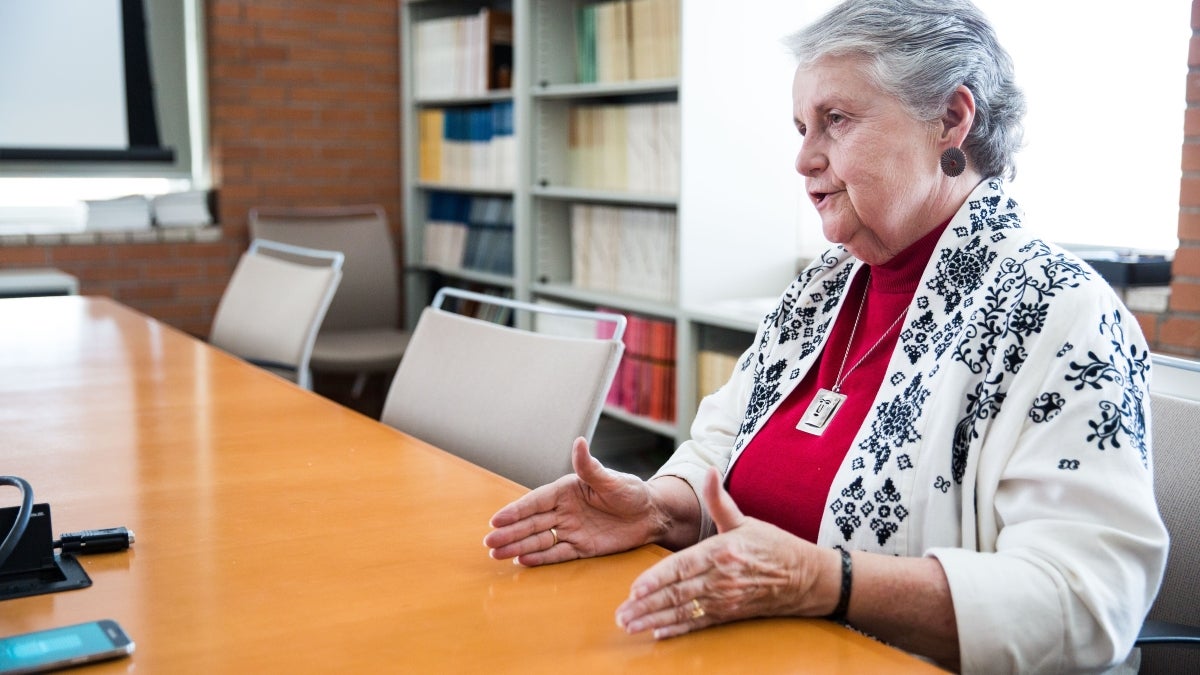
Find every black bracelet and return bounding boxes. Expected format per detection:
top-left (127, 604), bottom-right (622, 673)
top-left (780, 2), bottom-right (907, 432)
top-left (828, 547), bottom-right (853, 623)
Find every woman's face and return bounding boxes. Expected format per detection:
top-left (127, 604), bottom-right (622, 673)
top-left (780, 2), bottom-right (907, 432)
top-left (792, 56), bottom-right (952, 265)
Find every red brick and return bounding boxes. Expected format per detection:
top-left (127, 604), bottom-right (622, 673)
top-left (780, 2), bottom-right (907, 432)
top-left (1189, 72), bottom-right (1200, 102)
top-left (1181, 210), bottom-right (1200, 242)
top-left (244, 45), bottom-right (291, 62)
top-left (1174, 245), bottom-right (1200, 278)
top-left (1181, 176), bottom-right (1200, 207)
top-left (141, 262), bottom-right (206, 280)
top-left (116, 284), bottom-right (177, 302)
top-left (1134, 311), bottom-right (1161, 345)
top-left (1183, 142), bottom-right (1200, 171)
top-left (1160, 316), bottom-right (1200, 354)
top-left (0, 248), bottom-right (50, 266)
top-left (259, 26), bottom-right (313, 45)
top-left (49, 246), bottom-right (115, 263)
top-left (1170, 280), bottom-right (1200, 311)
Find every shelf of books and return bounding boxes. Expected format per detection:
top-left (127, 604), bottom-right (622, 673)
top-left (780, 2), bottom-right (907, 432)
top-left (524, 0), bottom-right (683, 445)
top-left (401, 0), bottom-right (520, 327)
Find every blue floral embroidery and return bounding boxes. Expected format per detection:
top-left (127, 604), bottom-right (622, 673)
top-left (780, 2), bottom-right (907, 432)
top-left (1064, 311), bottom-right (1150, 464)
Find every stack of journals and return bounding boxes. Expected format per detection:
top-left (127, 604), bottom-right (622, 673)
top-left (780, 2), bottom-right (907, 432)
top-left (570, 204), bottom-right (676, 303)
top-left (419, 102), bottom-right (516, 189)
top-left (567, 101), bottom-right (678, 195)
top-left (599, 311), bottom-right (675, 423)
top-left (413, 8), bottom-right (513, 98)
top-left (423, 192), bottom-right (514, 276)
top-left (576, 0), bottom-right (680, 83)
top-left (83, 195), bottom-right (152, 231)
top-left (151, 190), bottom-right (212, 228)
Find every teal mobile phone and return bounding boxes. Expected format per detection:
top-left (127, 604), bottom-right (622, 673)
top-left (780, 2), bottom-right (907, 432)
top-left (0, 620), bottom-right (134, 674)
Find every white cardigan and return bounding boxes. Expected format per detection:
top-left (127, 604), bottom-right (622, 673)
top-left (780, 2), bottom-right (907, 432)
top-left (655, 179), bottom-right (1168, 673)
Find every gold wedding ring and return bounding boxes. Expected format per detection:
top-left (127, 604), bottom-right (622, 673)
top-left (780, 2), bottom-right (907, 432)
top-left (549, 527), bottom-right (558, 547)
top-left (690, 598), bottom-right (705, 619)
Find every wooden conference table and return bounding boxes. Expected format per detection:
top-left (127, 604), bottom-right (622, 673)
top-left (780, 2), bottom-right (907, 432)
top-left (0, 297), bottom-right (942, 673)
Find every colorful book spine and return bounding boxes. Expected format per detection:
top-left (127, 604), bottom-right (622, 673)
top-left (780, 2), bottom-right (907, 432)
top-left (570, 204), bottom-right (676, 303)
top-left (598, 310), bottom-right (676, 423)
top-left (423, 192), bottom-right (513, 276)
top-left (574, 0), bottom-right (679, 85)
top-left (417, 101), bottom-right (516, 189)
top-left (566, 101), bottom-right (678, 195)
top-left (413, 9), bottom-right (514, 98)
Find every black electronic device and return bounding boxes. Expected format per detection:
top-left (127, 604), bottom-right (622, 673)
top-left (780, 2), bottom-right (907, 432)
top-left (0, 619), bottom-right (134, 674)
top-left (0, 503), bottom-right (91, 602)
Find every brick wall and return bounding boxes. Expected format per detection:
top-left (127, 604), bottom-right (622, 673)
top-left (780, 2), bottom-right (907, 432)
top-left (0, 0), bottom-right (401, 338)
top-left (208, 0), bottom-right (401, 241)
top-left (1152, 0), bottom-right (1200, 357)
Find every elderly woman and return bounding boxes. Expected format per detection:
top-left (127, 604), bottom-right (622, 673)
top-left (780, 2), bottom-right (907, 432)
top-left (484, 0), bottom-right (1168, 671)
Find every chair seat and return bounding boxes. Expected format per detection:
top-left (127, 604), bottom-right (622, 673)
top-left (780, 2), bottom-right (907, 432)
top-left (310, 329), bottom-right (410, 373)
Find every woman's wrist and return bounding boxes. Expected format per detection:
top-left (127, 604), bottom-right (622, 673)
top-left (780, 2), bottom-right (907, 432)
top-left (827, 548), bottom-right (853, 622)
top-left (803, 546), bottom-right (847, 618)
top-left (645, 475), bottom-right (703, 550)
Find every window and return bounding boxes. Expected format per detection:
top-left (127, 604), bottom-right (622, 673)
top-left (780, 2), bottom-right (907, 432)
top-left (982, 1), bottom-right (1189, 253)
top-left (768, 1), bottom-right (1190, 256)
top-left (0, 0), bottom-right (209, 234)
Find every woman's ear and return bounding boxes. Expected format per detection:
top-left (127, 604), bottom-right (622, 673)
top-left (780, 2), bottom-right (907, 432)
top-left (941, 85), bottom-right (976, 147)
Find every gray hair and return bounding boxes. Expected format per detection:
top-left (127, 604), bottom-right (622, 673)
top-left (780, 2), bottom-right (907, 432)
top-left (784, 0), bottom-right (1025, 180)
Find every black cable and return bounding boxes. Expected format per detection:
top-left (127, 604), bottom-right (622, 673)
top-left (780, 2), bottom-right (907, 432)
top-left (53, 527), bottom-right (135, 554)
top-left (0, 475), bottom-right (33, 568)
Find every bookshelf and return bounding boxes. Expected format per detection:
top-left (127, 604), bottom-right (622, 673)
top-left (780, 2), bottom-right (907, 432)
top-left (401, 0), bottom-right (808, 460)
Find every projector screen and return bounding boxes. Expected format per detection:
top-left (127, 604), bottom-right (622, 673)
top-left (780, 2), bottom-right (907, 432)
top-left (0, 0), bottom-right (173, 163)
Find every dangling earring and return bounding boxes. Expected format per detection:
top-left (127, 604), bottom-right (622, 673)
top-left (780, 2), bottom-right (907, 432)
top-left (940, 147), bottom-right (967, 177)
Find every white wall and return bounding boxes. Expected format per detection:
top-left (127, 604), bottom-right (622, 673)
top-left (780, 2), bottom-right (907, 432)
top-left (678, 1), bottom-right (831, 306)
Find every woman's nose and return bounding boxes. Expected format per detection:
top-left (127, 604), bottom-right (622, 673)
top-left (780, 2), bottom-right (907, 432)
top-left (795, 138), bottom-right (826, 177)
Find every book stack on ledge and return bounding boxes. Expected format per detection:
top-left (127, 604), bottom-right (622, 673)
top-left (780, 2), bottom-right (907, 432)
top-left (599, 311), bottom-right (676, 423)
top-left (422, 192), bottom-right (514, 276)
top-left (576, 0), bottom-right (680, 83)
top-left (567, 102), bottom-right (679, 195)
top-left (570, 204), bottom-right (676, 302)
top-left (413, 8), bottom-right (513, 98)
top-left (418, 102), bottom-right (516, 189)
top-left (84, 191), bottom-right (213, 232)
top-left (84, 195), bottom-right (152, 232)
top-left (151, 190), bottom-right (213, 228)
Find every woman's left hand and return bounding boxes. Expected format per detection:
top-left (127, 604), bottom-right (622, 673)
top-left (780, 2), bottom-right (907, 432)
top-left (614, 468), bottom-right (841, 638)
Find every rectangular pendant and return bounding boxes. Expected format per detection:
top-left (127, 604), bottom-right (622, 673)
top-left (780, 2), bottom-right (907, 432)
top-left (796, 388), bottom-right (847, 436)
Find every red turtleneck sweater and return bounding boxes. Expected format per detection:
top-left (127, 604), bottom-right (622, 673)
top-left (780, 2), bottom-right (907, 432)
top-left (726, 222), bottom-right (948, 543)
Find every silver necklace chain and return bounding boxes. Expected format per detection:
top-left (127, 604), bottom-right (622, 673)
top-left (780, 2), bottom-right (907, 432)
top-left (831, 271), bottom-right (909, 393)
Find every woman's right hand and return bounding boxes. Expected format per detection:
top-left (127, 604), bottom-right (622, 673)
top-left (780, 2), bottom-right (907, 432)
top-left (484, 437), bottom-right (683, 566)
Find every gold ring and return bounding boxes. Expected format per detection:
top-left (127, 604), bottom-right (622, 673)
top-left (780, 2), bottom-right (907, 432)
top-left (690, 598), bottom-right (705, 619)
top-left (549, 527), bottom-right (558, 547)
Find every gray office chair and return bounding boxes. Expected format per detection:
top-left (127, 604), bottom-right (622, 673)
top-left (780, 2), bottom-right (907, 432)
top-left (380, 287), bottom-right (626, 488)
top-left (209, 239), bottom-right (343, 390)
top-left (1137, 390), bottom-right (1200, 673)
top-left (249, 204), bottom-right (410, 398)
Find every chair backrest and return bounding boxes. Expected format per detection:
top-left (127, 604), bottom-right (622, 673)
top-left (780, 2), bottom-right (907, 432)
top-left (248, 205), bottom-right (398, 331)
top-left (210, 239), bottom-right (344, 389)
top-left (1141, 391), bottom-right (1200, 672)
top-left (380, 288), bottom-right (626, 488)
